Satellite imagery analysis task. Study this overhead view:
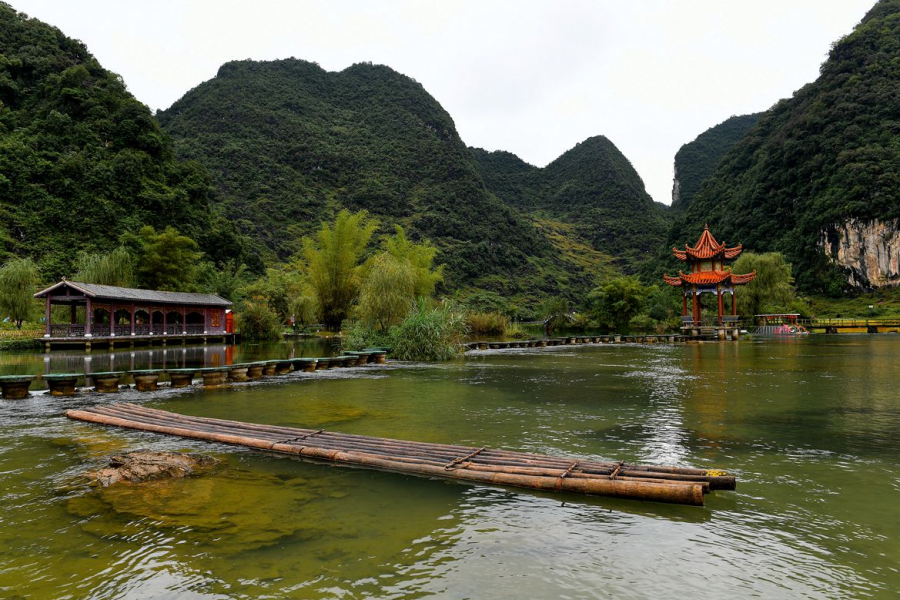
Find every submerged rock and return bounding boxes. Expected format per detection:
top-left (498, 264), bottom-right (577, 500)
top-left (86, 450), bottom-right (219, 487)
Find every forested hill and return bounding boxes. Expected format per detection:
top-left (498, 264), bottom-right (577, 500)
top-left (0, 3), bottom-right (239, 278)
top-left (673, 0), bottom-right (900, 293)
top-left (671, 113), bottom-right (761, 211)
top-left (472, 136), bottom-right (670, 271)
top-left (158, 58), bottom-right (604, 294)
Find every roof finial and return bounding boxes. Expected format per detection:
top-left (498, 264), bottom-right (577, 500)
top-left (704, 223), bottom-right (709, 230)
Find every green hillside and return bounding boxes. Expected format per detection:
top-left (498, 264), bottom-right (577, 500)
top-left (674, 0), bottom-right (900, 293)
top-left (0, 2), bottom-right (239, 278)
top-left (671, 113), bottom-right (761, 211)
top-left (472, 136), bottom-right (670, 272)
top-left (157, 58), bottom-right (616, 296)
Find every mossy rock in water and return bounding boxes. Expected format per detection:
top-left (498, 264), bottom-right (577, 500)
top-left (84, 450), bottom-right (220, 487)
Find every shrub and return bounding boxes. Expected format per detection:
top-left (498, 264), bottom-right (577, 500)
top-left (390, 300), bottom-right (468, 361)
top-left (237, 299), bottom-right (282, 341)
top-left (342, 321), bottom-right (393, 351)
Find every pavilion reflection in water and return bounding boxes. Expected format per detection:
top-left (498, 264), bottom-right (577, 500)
top-left (40, 345), bottom-right (232, 376)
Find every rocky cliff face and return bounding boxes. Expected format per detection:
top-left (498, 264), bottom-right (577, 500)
top-left (671, 165), bottom-right (681, 207)
top-left (821, 219), bottom-right (900, 289)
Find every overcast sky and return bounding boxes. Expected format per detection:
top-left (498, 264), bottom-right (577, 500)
top-left (14, 0), bottom-right (875, 205)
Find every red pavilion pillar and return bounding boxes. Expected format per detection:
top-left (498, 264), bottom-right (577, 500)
top-left (717, 285), bottom-right (724, 325)
top-left (692, 288), bottom-right (700, 324)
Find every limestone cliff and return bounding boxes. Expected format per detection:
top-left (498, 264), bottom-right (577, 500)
top-left (821, 219), bottom-right (900, 289)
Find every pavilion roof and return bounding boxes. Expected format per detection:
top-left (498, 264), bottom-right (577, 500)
top-left (34, 281), bottom-right (232, 307)
top-left (662, 270), bottom-right (757, 287)
top-left (673, 225), bottom-right (744, 261)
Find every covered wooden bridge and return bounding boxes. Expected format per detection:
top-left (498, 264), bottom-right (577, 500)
top-left (34, 281), bottom-right (234, 350)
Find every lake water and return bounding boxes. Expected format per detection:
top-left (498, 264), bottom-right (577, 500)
top-left (0, 336), bottom-right (898, 599)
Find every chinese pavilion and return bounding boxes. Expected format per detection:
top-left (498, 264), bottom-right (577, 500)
top-left (663, 226), bottom-right (756, 326)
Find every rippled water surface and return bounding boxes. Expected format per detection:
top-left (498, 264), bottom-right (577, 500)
top-left (1, 336), bottom-right (899, 598)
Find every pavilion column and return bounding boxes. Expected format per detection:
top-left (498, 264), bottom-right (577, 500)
top-left (163, 308), bottom-right (168, 335)
top-left (692, 289), bottom-right (700, 324)
top-left (717, 285), bottom-right (724, 325)
top-left (85, 298), bottom-right (92, 337)
top-left (44, 297), bottom-right (51, 337)
top-left (130, 303), bottom-right (135, 336)
top-left (110, 302), bottom-right (116, 336)
top-left (182, 306), bottom-right (187, 335)
top-left (204, 307), bottom-right (209, 334)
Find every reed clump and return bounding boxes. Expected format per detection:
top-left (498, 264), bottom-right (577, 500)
top-left (466, 312), bottom-right (509, 335)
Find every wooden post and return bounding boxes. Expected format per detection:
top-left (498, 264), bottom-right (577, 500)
top-left (85, 298), bottom-right (92, 337)
top-left (44, 297), bottom-right (51, 337)
top-left (130, 303), bottom-right (135, 336)
top-left (182, 305), bottom-right (187, 335)
top-left (163, 308), bottom-right (167, 336)
top-left (110, 301), bottom-right (116, 336)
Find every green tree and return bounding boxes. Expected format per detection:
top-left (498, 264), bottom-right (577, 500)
top-left (198, 259), bottom-right (250, 302)
top-left (300, 210), bottom-right (377, 330)
top-left (383, 226), bottom-right (444, 297)
top-left (73, 247), bottom-right (135, 287)
top-left (357, 253), bottom-right (416, 332)
top-left (0, 257), bottom-right (41, 329)
top-left (733, 252), bottom-right (795, 318)
top-left (587, 276), bottom-right (650, 331)
top-left (242, 267), bottom-right (306, 322)
top-left (122, 226), bottom-right (203, 291)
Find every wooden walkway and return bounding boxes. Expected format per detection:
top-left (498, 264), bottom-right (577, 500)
top-left (66, 404), bottom-right (735, 506)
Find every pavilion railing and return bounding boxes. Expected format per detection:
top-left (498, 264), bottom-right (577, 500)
top-left (50, 324), bottom-right (85, 337)
top-left (48, 323), bottom-right (214, 337)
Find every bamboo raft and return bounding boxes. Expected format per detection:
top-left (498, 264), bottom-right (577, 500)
top-left (66, 404), bottom-right (735, 506)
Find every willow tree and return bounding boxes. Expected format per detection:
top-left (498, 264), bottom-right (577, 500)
top-left (0, 257), bottom-right (41, 329)
top-left (733, 252), bottom-right (795, 318)
top-left (357, 253), bottom-right (416, 332)
top-left (383, 225), bottom-right (443, 297)
top-left (74, 247), bottom-right (135, 287)
top-left (301, 210), bottom-right (377, 330)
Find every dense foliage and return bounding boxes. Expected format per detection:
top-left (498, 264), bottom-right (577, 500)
top-left (471, 137), bottom-right (671, 273)
top-left (157, 58), bottom-right (568, 293)
top-left (733, 252), bottom-right (797, 318)
top-left (671, 113), bottom-right (761, 211)
top-left (0, 256), bottom-right (39, 328)
top-left (673, 0), bottom-right (900, 293)
top-left (0, 3), bottom-right (243, 277)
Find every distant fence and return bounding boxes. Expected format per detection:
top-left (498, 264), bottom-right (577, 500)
top-left (0, 328), bottom-right (43, 339)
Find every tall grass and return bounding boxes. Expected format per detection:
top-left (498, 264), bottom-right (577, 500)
top-left (466, 311), bottom-right (509, 335)
top-left (390, 300), bottom-right (468, 361)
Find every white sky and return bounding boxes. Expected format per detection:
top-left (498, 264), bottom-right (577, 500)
top-left (13, 0), bottom-right (874, 205)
